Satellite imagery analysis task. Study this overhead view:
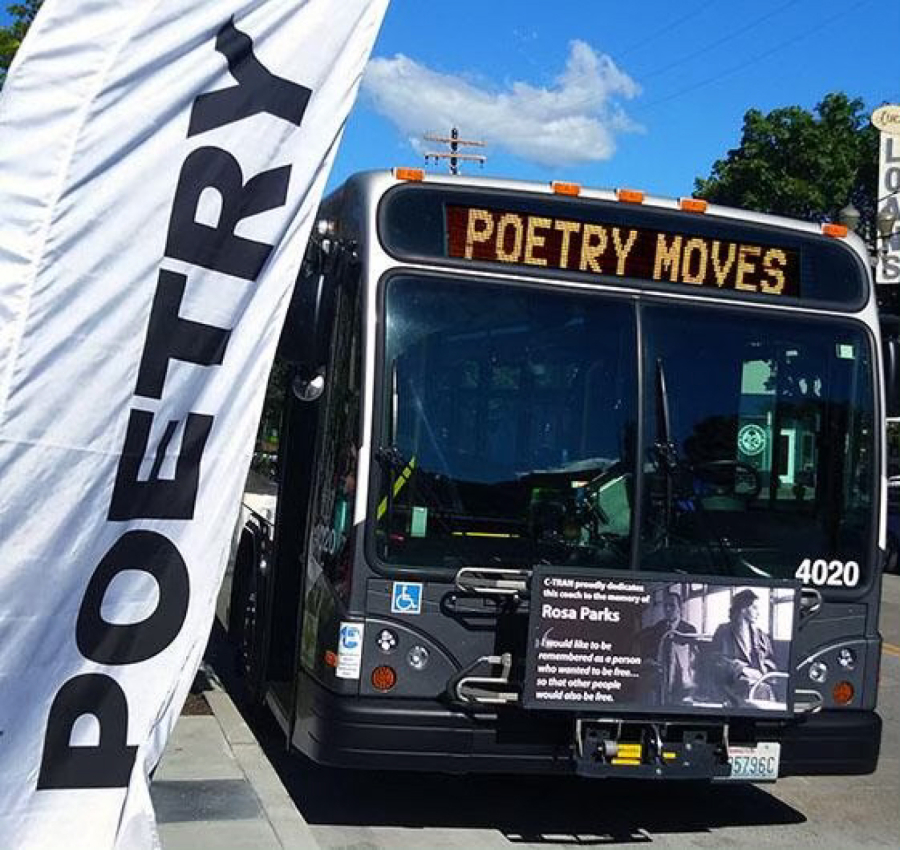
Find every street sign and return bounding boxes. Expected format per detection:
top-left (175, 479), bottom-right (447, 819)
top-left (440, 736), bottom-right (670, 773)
top-left (872, 105), bottom-right (900, 136)
top-left (874, 105), bottom-right (900, 284)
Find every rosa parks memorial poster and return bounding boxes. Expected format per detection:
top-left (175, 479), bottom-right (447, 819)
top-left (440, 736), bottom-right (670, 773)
top-left (523, 568), bottom-right (800, 718)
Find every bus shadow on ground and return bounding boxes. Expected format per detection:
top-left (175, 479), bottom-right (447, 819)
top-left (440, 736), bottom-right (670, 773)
top-left (205, 627), bottom-right (804, 845)
top-left (251, 715), bottom-right (804, 843)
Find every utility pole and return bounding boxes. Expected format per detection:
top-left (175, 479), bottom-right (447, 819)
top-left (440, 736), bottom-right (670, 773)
top-left (423, 127), bottom-right (486, 175)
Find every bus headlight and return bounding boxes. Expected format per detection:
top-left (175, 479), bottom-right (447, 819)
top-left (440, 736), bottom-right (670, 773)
top-left (837, 648), bottom-right (856, 670)
top-left (407, 645), bottom-right (430, 671)
top-left (376, 629), bottom-right (398, 654)
top-left (808, 661), bottom-right (828, 684)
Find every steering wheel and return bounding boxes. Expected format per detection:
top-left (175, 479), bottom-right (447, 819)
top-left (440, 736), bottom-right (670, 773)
top-left (690, 459), bottom-right (762, 500)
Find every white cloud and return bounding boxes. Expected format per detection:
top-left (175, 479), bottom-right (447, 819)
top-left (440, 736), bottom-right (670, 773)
top-left (363, 41), bottom-right (642, 167)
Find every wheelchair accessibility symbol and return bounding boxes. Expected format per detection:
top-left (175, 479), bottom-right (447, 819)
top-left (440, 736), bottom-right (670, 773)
top-left (391, 582), bottom-right (423, 615)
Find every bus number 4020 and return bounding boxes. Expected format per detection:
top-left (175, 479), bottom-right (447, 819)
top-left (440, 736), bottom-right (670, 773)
top-left (795, 558), bottom-right (860, 588)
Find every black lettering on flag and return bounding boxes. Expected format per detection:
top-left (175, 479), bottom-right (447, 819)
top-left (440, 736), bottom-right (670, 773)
top-left (166, 147), bottom-right (290, 281)
top-left (38, 12), bottom-right (316, 802)
top-left (37, 674), bottom-right (137, 789)
top-left (189, 18), bottom-right (312, 136)
top-left (108, 410), bottom-right (213, 521)
top-left (135, 269), bottom-right (230, 399)
top-left (76, 531), bottom-right (190, 665)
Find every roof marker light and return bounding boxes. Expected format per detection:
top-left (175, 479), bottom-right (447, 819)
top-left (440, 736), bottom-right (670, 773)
top-left (394, 167), bottom-right (424, 182)
top-left (551, 181), bottom-right (581, 196)
top-left (822, 222), bottom-right (849, 238)
top-left (679, 198), bottom-right (708, 213)
top-left (617, 188), bottom-right (645, 204)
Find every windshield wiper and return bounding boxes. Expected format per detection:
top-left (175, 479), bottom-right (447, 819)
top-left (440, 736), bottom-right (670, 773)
top-left (651, 359), bottom-right (749, 577)
top-left (654, 357), bottom-right (677, 546)
top-left (375, 444), bottom-right (409, 471)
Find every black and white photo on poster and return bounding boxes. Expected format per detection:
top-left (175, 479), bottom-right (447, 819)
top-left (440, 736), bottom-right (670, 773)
top-left (524, 568), bottom-right (798, 717)
top-left (634, 581), bottom-right (795, 711)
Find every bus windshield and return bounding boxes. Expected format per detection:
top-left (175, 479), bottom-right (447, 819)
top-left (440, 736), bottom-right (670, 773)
top-left (374, 274), bottom-right (876, 584)
top-left (640, 304), bottom-right (875, 583)
top-left (375, 274), bottom-right (637, 569)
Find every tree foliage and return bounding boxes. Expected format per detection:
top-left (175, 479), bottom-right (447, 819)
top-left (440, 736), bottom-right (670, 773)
top-left (0, 1), bottom-right (41, 88)
top-left (694, 93), bottom-right (879, 242)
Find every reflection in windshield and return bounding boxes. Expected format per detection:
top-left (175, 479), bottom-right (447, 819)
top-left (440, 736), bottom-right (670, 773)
top-left (376, 276), bottom-right (637, 568)
top-left (641, 306), bottom-right (875, 582)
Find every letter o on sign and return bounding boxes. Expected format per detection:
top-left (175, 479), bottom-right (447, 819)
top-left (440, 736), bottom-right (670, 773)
top-left (77, 530), bottom-right (190, 664)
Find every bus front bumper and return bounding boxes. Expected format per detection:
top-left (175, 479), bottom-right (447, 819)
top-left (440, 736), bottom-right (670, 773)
top-left (777, 708), bottom-right (881, 776)
top-left (292, 669), bottom-right (881, 777)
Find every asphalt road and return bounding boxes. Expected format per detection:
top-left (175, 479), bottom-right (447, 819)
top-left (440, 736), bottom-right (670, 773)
top-left (232, 576), bottom-right (899, 849)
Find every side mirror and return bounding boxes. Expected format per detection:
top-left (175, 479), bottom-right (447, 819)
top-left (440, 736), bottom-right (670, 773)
top-left (292, 368), bottom-right (326, 402)
top-left (278, 233), bottom-right (355, 368)
top-left (278, 245), bottom-right (332, 368)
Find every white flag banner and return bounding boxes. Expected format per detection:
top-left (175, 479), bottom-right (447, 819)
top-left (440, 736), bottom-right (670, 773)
top-left (0, 1), bottom-right (388, 847)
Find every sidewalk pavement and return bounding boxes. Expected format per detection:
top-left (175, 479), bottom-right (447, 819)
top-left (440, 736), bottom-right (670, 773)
top-left (151, 680), bottom-right (318, 850)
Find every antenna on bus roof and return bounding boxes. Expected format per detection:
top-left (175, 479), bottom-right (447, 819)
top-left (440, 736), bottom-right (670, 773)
top-left (423, 126), bottom-right (486, 175)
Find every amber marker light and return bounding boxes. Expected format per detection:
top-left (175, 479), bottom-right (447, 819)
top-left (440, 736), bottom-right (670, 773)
top-left (679, 198), bottom-right (708, 213)
top-left (394, 167), bottom-right (424, 182)
top-left (551, 181), bottom-right (581, 196)
top-left (833, 681), bottom-right (855, 705)
top-left (822, 222), bottom-right (849, 238)
top-left (617, 188), bottom-right (644, 204)
top-left (371, 665), bottom-right (398, 691)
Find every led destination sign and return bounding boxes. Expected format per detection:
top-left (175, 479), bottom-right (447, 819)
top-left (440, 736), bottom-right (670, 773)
top-left (446, 204), bottom-right (801, 298)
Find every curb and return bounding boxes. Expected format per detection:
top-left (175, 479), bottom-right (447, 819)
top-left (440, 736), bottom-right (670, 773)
top-left (204, 688), bottom-right (320, 850)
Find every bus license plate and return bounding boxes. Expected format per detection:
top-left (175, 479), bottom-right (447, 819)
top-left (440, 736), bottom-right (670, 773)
top-left (723, 742), bottom-right (781, 782)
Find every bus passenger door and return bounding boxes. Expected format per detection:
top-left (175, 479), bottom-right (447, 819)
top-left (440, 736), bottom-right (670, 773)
top-left (288, 247), bottom-right (363, 722)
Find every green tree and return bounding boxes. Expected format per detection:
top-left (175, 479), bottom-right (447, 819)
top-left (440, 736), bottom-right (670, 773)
top-left (258, 357), bottom-right (288, 450)
top-left (1, 1), bottom-right (42, 88)
top-left (695, 93), bottom-right (879, 242)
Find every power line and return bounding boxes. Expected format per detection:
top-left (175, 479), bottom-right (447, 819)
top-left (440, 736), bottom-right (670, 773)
top-left (639, 0), bottom-right (803, 82)
top-left (615, 0), bottom-right (720, 61)
top-left (634, 0), bottom-right (875, 114)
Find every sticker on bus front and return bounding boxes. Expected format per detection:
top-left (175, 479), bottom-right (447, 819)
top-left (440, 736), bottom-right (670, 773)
top-left (391, 582), bottom-right (423, 614)
top-left (523, 566), bottom-right (800, 719)
top-left (336, 622), bottom-right (364, 679)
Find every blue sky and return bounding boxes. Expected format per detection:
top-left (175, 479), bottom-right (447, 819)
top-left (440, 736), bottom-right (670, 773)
top-left (3, 1), bottom-right (898, 199)
top-left (334, 0), bottom-right (900, 197)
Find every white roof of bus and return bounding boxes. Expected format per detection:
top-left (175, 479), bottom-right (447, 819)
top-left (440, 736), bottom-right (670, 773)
top-left (342, 169), bottom-right (872, 266)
